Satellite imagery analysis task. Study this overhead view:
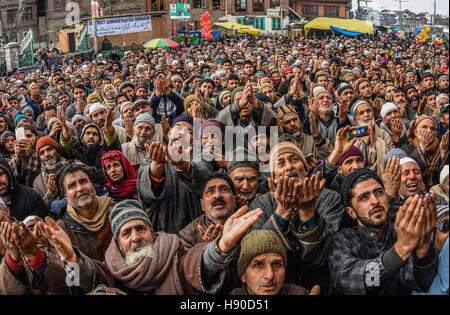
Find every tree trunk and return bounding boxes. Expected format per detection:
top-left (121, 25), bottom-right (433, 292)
top-left (9, 0), bottom-right (27, 41)
top-left (0, 14), bottom-right (6, 46)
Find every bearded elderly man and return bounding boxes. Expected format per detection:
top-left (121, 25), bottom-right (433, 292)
top-left (277, 104), bottom-right (333, 161)
top-left (88, 103), bottom-right (128, 145)
top-left (410, 115), bottom-right (449, 189)
top-left (248, 140), bottom-right (346, 292)
top-left (303, 86), bottom-right (351, 146)
top-left (379, 102), bottom-right (410, 148)
top-left (121, 112), bottom-right (158, 170)
top-left (328, 168), bottom-right (438, 295)
top-left (383, 157), bottom-right (447, 222)
top-left (36, 199), bottom-right (262, 295)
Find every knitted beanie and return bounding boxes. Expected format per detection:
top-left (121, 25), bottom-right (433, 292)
top-left (134, 112), bottom-right (155, 128)
top-left (71, 114), bottom-right (86, 126)
top-left (79, 123), bottom-right (102, 143)
top-left (87, 92), bottom-right (103, 104)
top-left (237, 230), bottom-right (286, 277)
top-left (227, 147), bottom-right (259, 175)
top-left (276, 104), bottom-right (297, 119)
top-left (383, 148), bottom-right (408, 165)
top-left (183, 94), bottom-right (202, 112)
top-left (340, 168), bottom-right (383, 207)
top-left (110, 199), bottom-right (152, 240)
top-left (14, 113), bottom-right (29, 127)
top-left (201, 119), bottom-right (224, 135)
top-left (337, 146), bottom-right (364, 166)
top-left (436, 204), bottom-right (448, 222)
top-left (171, 113), bottom-right (193, 128)
top-left (269, 141), bottom-right (308, 175)
top-left (130, 99), bottom-right (150, 113)
top-left (259, 83), bottom-right (275, 93)
top-left (231, 86), bottom-right (245, 102)
top-left (35, 136), bottom-right (59, 154)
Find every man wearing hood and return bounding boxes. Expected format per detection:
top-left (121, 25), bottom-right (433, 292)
top-left (0, 157), bottom-right (48, 222)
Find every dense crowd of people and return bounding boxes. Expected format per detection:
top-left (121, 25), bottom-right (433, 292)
top-left (0, 31), bottom-right (448, 295)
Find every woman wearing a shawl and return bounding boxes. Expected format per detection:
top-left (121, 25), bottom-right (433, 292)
top-left (0, 131), bottom-right (15, 160)
top-left (101, 150), bottom-right (138, 202)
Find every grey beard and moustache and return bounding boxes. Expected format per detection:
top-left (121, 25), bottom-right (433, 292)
top-left (133, 135), bottom-right (152, 148)
top-left (357, 118), bottom-right (376, 128)
top-left (124, 243), bottom-right (155, 267)
top-left (318, 107), bottom-right (332, 115)
top-left (42, 155), bottom-right (61, 168)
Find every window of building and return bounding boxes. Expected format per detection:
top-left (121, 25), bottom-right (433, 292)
top-left (23, 7), bottom-right (33, 21)
top-left (7, 10), bottom-right (15, 24)
top-left (235, 0), bottom-right (246, 12)
top-left (213, 0), bottom-right (220, 10)
top-left (302, 5), bottom-right (318, 17)
top-left (272, 17), bottom-right (280, 30)
top-left (55, 0), bottom-right (66, 9)
top-left (202, 0), bottom-right (207, 8)
top-left (254, 17), bottom-right (265, 30)
top-left (324, 6), bottom-right (340, 17)
top-left (253, 0), bottom-right (263, 11)
top-left (270, 0), bottom-right (280, 9)
top-left (192, 0), bottom-right (202, 9)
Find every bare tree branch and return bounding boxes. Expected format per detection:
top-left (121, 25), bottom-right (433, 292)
top-left (9, 0), bottom-right (27, 41)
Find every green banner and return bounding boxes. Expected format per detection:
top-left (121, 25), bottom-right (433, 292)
top-left (177, 34), bottom-right (199, 44)
top-left (19, 30), bottom-right (34, 67)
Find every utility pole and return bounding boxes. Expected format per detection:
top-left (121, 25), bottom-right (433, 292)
top-left (433, 0), bottom-right (436, 29)
top-left (91, 0), bottom-right (98, 54)
top-left (393, 0), bottom-right (408, 30)
top-left (280, 0), bottom-right (284, 37)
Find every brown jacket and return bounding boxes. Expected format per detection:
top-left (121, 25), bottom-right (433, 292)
top-left (0, 249), bottom-right (70, 295)
top-left (83, 239), bottom-right (217, 295)
top-left (178, 214), bottom-right (242, 294)
top-left (178, 214), bottom-right (214, 250)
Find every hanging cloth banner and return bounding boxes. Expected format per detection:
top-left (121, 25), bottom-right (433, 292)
top-left (330, 25), bottom-right (363, 36)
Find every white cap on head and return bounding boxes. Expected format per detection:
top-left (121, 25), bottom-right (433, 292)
top-left (380, 102), bottom-right (398, 119)
top-left (88, 102), bottom-right (105, 115)
top-left (440, 165), bottom-right (449, 185)
top-left (399, 157), bottom-right (418, 166)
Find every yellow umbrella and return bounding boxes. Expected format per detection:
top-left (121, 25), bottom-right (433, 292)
top-left (214, 22), bottom-right (262, 36)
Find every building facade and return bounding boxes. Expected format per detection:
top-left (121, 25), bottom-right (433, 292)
top-left (0, 0), bottom-right (40, 43)
top-left (290, 0), bottom-right (351, 20)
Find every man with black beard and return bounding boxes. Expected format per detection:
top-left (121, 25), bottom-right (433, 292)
top-left (58, 107), bottom-right (121, 169)
top-left (121, 112), bottom-right (156, 170)
top-left (402, 85), bottom-right (421, 119)
top-left (328, 168), bottom-right (439, 295)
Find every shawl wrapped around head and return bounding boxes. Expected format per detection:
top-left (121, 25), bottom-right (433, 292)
top-left (101, 150), bottom-right (138, 200)
top-left (105, 231), bottom-right (184, 294)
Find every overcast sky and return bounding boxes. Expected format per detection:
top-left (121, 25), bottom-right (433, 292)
top-left (352, 0), bottom-right (449, 16)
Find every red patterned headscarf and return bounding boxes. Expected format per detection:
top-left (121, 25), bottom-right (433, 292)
top-left (101, 150), bottom-right (138, 200)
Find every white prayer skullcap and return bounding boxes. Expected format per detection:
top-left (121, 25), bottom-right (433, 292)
top-left (440, 165), bottom-right (449, 185)
top-left (399, 157), bottom-right (418, 166)
top-left (436, 93), bottom-right (449, 104)
top-left (312, 86), bottom-right (330, 98)
top-left (88, 102), bottom-right (105, 115)
top-left (120, 101), bottom-right (132, 112)
top-left (380, 102), bottom-right (398, 119)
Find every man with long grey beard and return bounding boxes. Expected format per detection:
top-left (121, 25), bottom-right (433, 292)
top-left (36, 199), bottom-right (263, 295)
top-left (121, 112), bottom-right (156, 170)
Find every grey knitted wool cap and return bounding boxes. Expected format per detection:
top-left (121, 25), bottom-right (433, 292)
top-left (110, 199), bottom-right (153, 240)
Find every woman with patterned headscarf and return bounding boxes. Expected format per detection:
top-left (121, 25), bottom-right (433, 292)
top-left (101, 150), bottom-right (138, 202)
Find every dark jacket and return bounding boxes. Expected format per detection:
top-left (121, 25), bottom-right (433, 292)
top-left (248, 188), bottom-right (346, 292)
top-left (328, 222), bottom-right (438, 295)
top-left (0, 157), bottom-right (48, 222)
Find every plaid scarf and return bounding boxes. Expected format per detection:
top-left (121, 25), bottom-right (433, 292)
top-left (40, 155), bottom-right (70, 179)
